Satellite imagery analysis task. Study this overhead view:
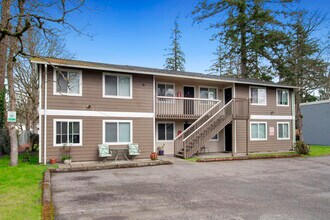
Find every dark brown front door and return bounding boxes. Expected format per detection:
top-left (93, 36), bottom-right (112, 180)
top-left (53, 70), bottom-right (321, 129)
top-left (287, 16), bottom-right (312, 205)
top-left (224, 87), bottom-right (232, 104)
top-left (225, 123), bottom-right (232, 152)
top-left (184, 86), bottom-right (194, 115)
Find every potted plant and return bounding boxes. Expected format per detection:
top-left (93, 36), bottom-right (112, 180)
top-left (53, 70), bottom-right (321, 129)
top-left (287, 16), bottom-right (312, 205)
top-left (61, 155), bottom-right (71, 164)
top-left (60, 144), bottom-right (72, 164)
top-left (150, 152), bottom-right (158, 160)
top-left (157, 144), bottom-right (165, 156)
top-left (49, 158), bottom-right (56, 165)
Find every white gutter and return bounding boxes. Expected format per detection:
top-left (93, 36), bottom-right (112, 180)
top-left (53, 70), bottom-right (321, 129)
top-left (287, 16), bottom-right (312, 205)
top-left (43, 64), bottom-right (47, 165)
top-left (30, 60), bottom-right (298, 89)
top-left (38, 64), bottom-right (42, 164)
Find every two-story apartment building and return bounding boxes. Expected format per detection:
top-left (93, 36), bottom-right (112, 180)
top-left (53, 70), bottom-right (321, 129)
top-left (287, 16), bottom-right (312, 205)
top-left (31, 57), bottom-right (297, 163)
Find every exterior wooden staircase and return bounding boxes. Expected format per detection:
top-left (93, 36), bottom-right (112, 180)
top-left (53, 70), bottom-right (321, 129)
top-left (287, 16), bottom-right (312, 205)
top-left (174, 98), bottom-right (249, 158)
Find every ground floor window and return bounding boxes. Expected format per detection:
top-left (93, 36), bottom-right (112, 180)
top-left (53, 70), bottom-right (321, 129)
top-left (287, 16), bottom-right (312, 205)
top-left (157, 122), bottom-right (174, 141)
top-left (250, 122), bottom-right (267, 140)
top-left (54, 119), bottom-right (82, 146)
top-left (277, 122), bottom-right (290, 140)
top-left (103, 120), bottom-right (132, 144)
top-left (211, 134), bottom-right (218, 140)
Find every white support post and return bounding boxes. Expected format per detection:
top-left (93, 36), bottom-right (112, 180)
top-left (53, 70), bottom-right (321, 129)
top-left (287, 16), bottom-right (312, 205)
top-left (38, 64), bottom-right (42, 164)
top-left (153, 75), bottom-right (156, 152)
top-left (233, 83), bottom-right (237, 154)
top-left (292, 89), bottom-right (296, 149)
top-left (43, 64), bottom-right (48, 165)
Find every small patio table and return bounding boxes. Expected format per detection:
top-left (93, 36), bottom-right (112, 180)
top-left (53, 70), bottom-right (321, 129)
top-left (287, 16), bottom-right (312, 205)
top-left (112, 148), bottom-right (130, 161)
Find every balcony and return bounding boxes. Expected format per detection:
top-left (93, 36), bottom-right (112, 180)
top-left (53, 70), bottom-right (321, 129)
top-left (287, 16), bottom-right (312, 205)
top-left (155, 96), bottom-right (220, 119)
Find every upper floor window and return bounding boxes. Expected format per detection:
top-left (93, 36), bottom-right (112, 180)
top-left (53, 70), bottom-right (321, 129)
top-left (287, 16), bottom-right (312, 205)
top-left (200, 87), bottom-right (217, 100)
top-left (54, 119), bottom-right (82, 146)
top-left (103, 73), bottom-right (132, 99)
top-left (276, 89), bottom-right (289, 106)
top-left (250, 87), bottom-right (266, 105)
top-left (157, 83), bottom-right (174, 97)
top-left (54, 69), bottom-right (82, 96)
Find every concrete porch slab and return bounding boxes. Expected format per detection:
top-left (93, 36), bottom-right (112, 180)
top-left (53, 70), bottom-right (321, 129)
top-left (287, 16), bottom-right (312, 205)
top-left (55, 159), bottom-right (172, 172)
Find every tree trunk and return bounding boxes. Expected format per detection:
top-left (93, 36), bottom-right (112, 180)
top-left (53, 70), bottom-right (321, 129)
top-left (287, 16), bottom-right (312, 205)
top-left (7, 39), bottom-right (18, 165)
top-left (239, 0), bottom-right (248, 78)
top-left (0, 0), bottom-right (11, 128)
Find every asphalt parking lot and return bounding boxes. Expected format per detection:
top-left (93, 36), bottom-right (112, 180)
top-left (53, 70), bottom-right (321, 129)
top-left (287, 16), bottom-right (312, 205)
top-left (52, 156), bottom-right (330, 220)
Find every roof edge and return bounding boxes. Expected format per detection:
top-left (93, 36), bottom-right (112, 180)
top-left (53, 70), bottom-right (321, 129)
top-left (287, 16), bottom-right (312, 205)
top-left (31, 58), bottom-right (300, 89)
top-left (300, 99), bottom-right (330, 106)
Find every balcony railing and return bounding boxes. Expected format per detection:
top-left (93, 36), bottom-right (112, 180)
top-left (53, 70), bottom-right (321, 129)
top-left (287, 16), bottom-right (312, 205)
top-left (156, 96), bottom-right (220, 119)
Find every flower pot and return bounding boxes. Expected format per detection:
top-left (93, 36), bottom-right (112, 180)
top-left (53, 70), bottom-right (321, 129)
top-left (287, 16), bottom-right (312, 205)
top-left (49, 159), bottom-right (56, 165)
top-left (64, 159), bottom-right (72, 164)
top-left (158, 150), bottom-right (164, 156)
top-left (150, 152), bottom-right (158, 160)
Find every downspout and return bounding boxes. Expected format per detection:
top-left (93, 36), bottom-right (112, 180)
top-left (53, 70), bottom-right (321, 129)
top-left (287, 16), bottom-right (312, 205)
top-left (38, 64), bottom-right (42, 163)
top-left (43, 64), bottom-right (47, 164)
top-left (153, 75), bottom-right (156, 152)
top-left (292, 89), bottom-right (296, 150)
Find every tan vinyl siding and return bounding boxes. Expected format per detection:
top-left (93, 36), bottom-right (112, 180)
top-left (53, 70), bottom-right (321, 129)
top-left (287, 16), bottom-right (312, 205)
top-left (44, 116), bottom-right (153, 162)
top-left (156, 76), bottom-right (232, 100)
top-left (235, 84), bottom-right (292, 115)
top-left (236, 120), bottom-right (293, 153)
top-left (155, 119), bottom-right (224, 155)
top-left (43, 67), bottom-right (153, 112)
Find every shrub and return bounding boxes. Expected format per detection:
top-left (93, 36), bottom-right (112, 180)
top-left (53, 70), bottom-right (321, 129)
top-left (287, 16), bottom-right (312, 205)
top-left (295, 141), bottom-right (310, 155)
top-left (0, 128), bottom-right (10, 155)
top-left (29, 133), bottom-right (39, 151)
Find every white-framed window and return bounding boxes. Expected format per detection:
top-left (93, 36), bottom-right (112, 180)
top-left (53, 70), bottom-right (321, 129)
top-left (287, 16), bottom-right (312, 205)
top-left (53, 69), bottom-right (82, 96)
top-left (157, 83), bottom-right (174, 97)
top-left (103, 120), bottom-right (132, 145)
top-left (276, 89), bottom-right (289, 106)
top-left (250, 86), bottom-right (267, 105)
top-left (53, 119), bottom-right (82, 146)
top-left (157, 122), bottom-right (175, 141)
top-left (277, 122), bottom-right (290, 140)
top-left (210, 133), bottom-right (218, 141)
top-left (199, 87), bottom-right (217, 100)
top-left (103, 72), bottom-right (132, 99)
top-left (250, 122), bottom-right (267, 141)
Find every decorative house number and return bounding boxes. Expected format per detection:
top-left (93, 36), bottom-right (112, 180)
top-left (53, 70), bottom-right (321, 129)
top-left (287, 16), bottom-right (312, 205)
top-left (269, 127), bottom-right (274, 136)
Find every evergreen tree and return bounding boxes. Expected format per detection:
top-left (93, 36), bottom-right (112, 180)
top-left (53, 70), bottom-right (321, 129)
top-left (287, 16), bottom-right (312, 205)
top-left (193, 0), bottom-right (294, 80)
top-left (164, 17), bottom-right (186, 71)
top-left (274, 11), bottom-right (329, 139)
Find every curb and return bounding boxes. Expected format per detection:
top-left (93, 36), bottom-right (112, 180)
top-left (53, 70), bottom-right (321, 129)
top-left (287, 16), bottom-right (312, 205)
top-left (50, 159), bottom-right (173, 173)
top-left (41, 159), bottom-right (172, 219)
top-left (42, 170), bottom-right (53, 220)
top-left (196, 154), bottom-right (301, 162)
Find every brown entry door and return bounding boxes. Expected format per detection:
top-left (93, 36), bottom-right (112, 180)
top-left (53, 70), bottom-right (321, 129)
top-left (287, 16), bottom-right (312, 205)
top-left (184, 86), bottom-right (194, 115)
top-left (225, 123), bottom-right (232, 152)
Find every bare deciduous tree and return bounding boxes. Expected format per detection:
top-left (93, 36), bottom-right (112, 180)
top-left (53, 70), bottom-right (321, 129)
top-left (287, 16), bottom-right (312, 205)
top-left (0, 0), bottom-right (86, 166)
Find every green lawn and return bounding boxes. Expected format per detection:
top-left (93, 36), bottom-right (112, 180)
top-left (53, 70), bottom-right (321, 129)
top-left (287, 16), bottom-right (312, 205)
top-left (308, 145), bottom-right (330, 157)
top-left (0, 154), bottom-right (54, 220)
top-left (185, 145), bottom-right (330, 162)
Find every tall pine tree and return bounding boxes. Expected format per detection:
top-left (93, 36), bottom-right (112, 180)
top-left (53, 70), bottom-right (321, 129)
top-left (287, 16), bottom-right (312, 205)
top-left (164, 17), bottom-right (186, 71)
top-left (193, 0), bottom-right (294, 80)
